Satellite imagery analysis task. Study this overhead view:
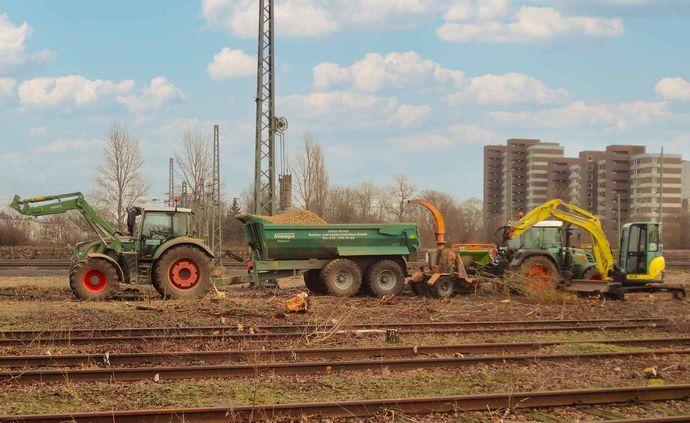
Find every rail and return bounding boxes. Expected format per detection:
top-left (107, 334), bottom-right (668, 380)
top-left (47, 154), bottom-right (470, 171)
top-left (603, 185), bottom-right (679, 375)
top-left (2, 384), bottom-right (688, 422)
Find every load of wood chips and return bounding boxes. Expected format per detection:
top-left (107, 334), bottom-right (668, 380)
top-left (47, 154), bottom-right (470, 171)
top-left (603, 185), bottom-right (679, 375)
top-left (261, 209), bottom-right (327, 225)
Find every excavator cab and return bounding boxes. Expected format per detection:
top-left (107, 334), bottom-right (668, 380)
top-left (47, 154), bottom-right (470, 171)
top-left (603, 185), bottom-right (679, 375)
top-left (617, 222), bottom-right (664, 283)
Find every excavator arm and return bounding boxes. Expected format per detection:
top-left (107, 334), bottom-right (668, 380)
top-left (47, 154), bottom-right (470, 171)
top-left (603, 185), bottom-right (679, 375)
top-left (510, 199), bottom-right (615, 279)
top-left (10, 192), bottom-right (123, 250)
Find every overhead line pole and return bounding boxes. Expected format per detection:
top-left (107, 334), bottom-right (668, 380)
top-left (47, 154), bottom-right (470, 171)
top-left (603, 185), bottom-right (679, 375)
top-left (212, 124), bottom-right (222, 258)
top-left (254, 0), bottom-right (276, 216)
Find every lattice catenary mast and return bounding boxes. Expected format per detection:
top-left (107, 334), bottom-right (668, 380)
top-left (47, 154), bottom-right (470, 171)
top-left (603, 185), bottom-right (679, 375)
top-left (211, 124), bottom-right (222, 257)
top-left (168, 158), bottom-right (174, 206)
top-left (253, 0), bottom-right (276, 215)
top-left (253, 0), bottom-right (290, 215)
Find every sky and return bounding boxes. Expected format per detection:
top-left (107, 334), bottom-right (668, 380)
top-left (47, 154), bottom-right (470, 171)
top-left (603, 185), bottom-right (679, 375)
top-left (1, 0), bottom-right (689, 207)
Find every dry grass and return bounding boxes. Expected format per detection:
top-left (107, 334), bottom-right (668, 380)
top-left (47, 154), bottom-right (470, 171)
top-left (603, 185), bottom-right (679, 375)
top-left (477, 270), bottom-right (576, 305)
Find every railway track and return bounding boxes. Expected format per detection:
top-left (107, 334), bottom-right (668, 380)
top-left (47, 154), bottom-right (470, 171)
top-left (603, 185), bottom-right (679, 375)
top-left (2, 384), bottom-right (688, 422)
top-left (0, 317), bottom-right (665, 339)
top-left (1, 336), bottom-right (687, 369)
top-left (2, 348), bottom-right (687, 384)
top-left (0, 322), bottom-right (665, 346)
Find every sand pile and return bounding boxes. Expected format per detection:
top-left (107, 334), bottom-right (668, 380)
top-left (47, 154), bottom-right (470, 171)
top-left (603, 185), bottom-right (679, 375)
top-left (261, 209), bottom-right (327, 225)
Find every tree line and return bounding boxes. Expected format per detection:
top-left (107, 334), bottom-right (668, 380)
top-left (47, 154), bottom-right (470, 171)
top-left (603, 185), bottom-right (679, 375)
top-left (3, 125), bottom-right (688, 250)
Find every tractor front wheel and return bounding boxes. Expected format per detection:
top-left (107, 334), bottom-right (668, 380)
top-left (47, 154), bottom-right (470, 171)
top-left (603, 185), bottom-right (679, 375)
top-left (154, 246), bottom-right (211, 299)
top-left (519, 256), bottom-right (558, 291)
top-left (69, 258), bottom-right (120, 300)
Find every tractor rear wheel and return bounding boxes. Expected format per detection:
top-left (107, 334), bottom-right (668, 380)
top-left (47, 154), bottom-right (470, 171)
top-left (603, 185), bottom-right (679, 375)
top-left (520, 256), bottom-right (559, 291)
top-left (320, 259), bottom-right (362, 297)
top-left (303, 270), bottom-right (326, 294)
top-left (154, 246), bottom-right (211, 299)
top-left (366, 260), bottom-right (405, 297)
top-left (69, 258), bottom-right (120, 300)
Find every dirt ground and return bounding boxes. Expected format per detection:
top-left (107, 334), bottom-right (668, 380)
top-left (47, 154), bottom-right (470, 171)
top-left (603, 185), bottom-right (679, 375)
top-left (0, 270), bottom-right (688, 421)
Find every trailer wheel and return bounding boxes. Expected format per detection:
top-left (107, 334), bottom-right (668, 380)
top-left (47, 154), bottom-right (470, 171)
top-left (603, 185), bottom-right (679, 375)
top-left (519, 256), bottom-right (558, 291)
top-left (320, 259), bottom-right (362, 297)
top-left (69, 258), bottom-right (120, 300)
top-left (366, 260), bottom-right (405, 297)
top-left (154, 246), bottom-right (211, 299)
top-left (303, 270), bottom-right (326, 294)
top-left (431, 276), bottom-right (456, 298)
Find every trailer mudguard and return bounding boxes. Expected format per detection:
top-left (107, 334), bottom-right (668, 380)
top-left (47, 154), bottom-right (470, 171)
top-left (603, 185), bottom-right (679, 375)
top-left (152, 237), bottom-right (216, 260)
top-left (86, 252), bottom-right (126, 282)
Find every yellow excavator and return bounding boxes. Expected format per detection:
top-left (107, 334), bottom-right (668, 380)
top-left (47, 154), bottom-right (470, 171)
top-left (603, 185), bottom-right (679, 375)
top-left (501, 199), bottom-right (684, 299)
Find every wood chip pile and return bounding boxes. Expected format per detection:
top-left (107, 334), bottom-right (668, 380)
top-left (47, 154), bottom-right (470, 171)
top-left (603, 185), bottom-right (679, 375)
top-left (260, 209), bottom-right (327, 225)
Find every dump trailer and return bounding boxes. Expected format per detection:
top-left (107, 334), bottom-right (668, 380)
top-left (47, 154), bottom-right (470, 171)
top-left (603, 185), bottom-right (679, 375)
top-left (236, 214), bottom-right (420, 297)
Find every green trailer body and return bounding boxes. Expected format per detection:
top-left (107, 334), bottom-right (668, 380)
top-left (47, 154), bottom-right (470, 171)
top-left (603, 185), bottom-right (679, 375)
top-left (236, 214), bottom-right (420, 296)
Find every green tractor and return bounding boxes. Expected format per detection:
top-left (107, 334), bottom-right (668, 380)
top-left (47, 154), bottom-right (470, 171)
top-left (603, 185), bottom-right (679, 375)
top-left (10, 192), bottom-right (215, 300)
top-left (500, 220), bottom-right (597, 289)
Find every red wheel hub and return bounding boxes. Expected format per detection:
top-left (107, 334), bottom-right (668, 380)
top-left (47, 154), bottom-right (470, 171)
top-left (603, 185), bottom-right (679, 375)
top-left (169, 259), bottom-right (200, 289)
top-left (586, 272), bottom-right (603, 280)
top-left (83, 269), bottom-right (107, 293)
top-left (524, 265), bottom-right (552, 290)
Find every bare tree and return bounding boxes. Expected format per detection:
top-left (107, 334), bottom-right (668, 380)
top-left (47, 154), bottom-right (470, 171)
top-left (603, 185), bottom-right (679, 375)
top-left (240, 183), bottom-right (256, 217)
top-left (93, 124), bottom-right (149, 231)
top-left (388, 175), bottom-right (416, 221)
top-left (175, 130), bottom-right (213, 236)
top-left (176, 129), bottom-right (212, 201)
top-left (294, 133), bottom-right (329, 216)
top-left (353, 181), bottom-right (380, 222)
top-left (324, 186), bottom-right (357, 223)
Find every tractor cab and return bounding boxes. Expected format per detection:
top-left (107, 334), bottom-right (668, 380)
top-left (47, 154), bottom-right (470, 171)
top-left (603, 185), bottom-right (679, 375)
top-left (616, 222), bottom-right (664, 284)
top-left (128, 207), bottom-right (193, 259)
top-left (507, 220), bottom-right (595, 279)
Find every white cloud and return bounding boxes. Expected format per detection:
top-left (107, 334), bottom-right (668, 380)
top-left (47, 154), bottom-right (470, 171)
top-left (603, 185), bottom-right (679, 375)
top-left (313, 51), bottom-right (463, 92)
top-left (0, 77), bottom-right (16, 100)
top-left (280, 90), bottom-right (430, 129)
top-left (444, 0), bottom-right (510, 21)
top-left (393, 122), bottom-right (499, 151)
top-left (18, 75), bottom-right (133, 109)
top-left (388, 104), bottom-right (433, 127)
top-left (448, 123), bottom-right (501, 143)
top-left (655, 77), bottom-right (690, 101)
top-left (208, 47), bottom-right (255, 80)
top-left (437, 2), bottom-right (623, 44)
top-left (448, 72), bottom-right (568, 105)
top-left (491, 100), bottom-right (669, 130)
top-left (29, 126), bottom-right (47, 136)
top-left (34, 138), bottom-right (103, 154)
top-left (0, 14), bottom-right (54, 72)
top-left (201, 0), bottom-right (338, 37)
top-left (116, 77), bottom-right (187, 114)
top-left (338, 0), bottom-right (443, 29)
top-left (201, 0), bottom-right (445, 38)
